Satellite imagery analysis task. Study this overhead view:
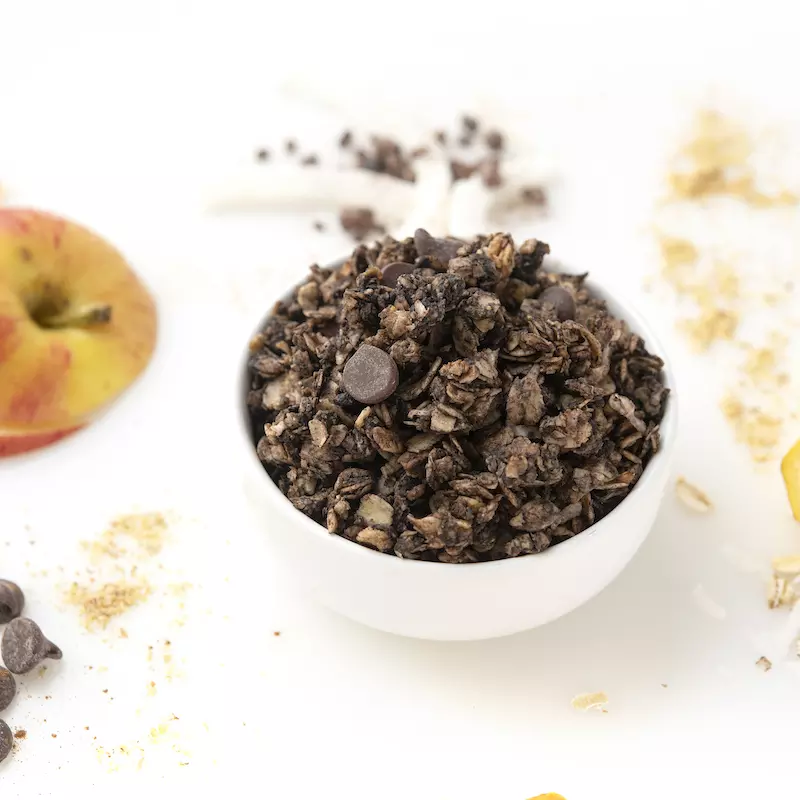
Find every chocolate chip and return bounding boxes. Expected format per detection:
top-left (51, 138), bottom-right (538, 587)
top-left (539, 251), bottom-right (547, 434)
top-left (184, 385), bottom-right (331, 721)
top-left (0, 670), bottom-right (15, 713)
top-left (480, 157), bottom-right (502, 188)
top-left (449, 160), bottom-right (477, 183)
top-left (0, 720), bottom-right (11, 764)
top-left (381, 261), bottom-right (415, 288)
top-left (485, 130), bottom-right (504, 151)
top-left (414, 229), bottom-right (463, 266)
top-left (342, 345), bottom-right (399, 405)
top-left (0, 580), bottom-right (24, 624)
top-left (285, 139), bottom-right (297, 155)
top-left (540, 285), bottom-right (576, 321)
top-left (255, 148), bottom-right (270, 162)
top-left (1, 618), bottom-right (63, 675)
top-left (521, 186), bottom-right (547, 206)
top-left (339, 130), bottom-right (353, 148)
top-left (340, 207), bottom-right (384, 241)
top-left (462, 115), bottom-right (478, 132)
top-left (301, 154), bottom-right (319, 166)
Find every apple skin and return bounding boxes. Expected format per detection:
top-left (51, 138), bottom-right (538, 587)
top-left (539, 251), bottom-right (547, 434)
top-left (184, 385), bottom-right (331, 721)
top-left (0, 208), bottom-right (157, 457)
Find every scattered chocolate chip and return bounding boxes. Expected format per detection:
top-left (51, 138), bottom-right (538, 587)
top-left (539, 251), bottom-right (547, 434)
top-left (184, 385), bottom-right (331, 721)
top-left (381, 261), bottom-right (415, 288)
top-left (462, 115), bottom-right (478, 133)
top-left (342, 345), bottom-right (399, 404)
top-left (540, 285), bottom-right (577, 321)
top-left (313, 220), bottom-right (326, 232)
top-left (339, 130), bottom-right (353, 148)
top-left (414, 228), bottom-right (463, 266)
top-left (521, 186), bottom-right (547, 206)
top-left (255, 148), bottom-right (270, 162)
top-left (0, 580), bottom-right (24, 624)
top-left (285, 139), bottom-right (297, 155)
top-left (1, 618), bottom-right (63, 675)
top-left (0, 670), bottom-right (15, 713)
top-left (480, 157), bottom-right (502, 188)
top-left (0, 720), bottom-right (11, 763)
top-left (301, 154), bottom-right (319, 166)
top-left (340, 207), bottom-right (384, 241)
top-left (450, 159), bottom-right (478, 182)
top-left (485, 130), bottom-right (504, 151)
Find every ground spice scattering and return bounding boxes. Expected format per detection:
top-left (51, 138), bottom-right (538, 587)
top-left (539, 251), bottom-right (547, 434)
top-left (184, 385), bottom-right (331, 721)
top-left (247, 230), bottom-right (668, 562)
top-left (654, 109), bottom-right (800, 462)
top-left (67, 580), bottom-right (152, 630)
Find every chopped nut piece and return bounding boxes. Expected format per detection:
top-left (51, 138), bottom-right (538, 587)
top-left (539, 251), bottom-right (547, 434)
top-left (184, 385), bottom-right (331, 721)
top-left (675, 477), bottom-right (713, 513)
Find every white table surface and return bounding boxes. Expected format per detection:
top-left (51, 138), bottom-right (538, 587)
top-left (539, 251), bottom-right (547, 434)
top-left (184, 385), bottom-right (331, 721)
top-left (2, 2), bottom-right (800, 797)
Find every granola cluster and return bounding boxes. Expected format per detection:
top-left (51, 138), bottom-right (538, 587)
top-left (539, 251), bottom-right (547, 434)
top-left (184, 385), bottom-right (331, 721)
top-left (246, 230), bottom-right (668, 562)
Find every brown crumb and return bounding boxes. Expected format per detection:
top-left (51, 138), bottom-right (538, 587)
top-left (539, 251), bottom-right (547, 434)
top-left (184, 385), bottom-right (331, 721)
top-left (119, 628), bottom-right (128, 639)
top-left (103, 689), bottom-right (108, 694)
top-left (255, 148), bottom-right (270, 162)
top-left (51, 733), bottom-right (57, 739)
top-left (313, 220), bottom-right (325, 232)
top-left (14, 730), bottom-right (26, 740)
top-left (756, 656), bottom-right (773, 672)
top-left (84, 726), bottom-right (90, 731)
top-left (273, 631), bottom-right (281, 637)
top-left (339, 207), bottom-right (385, 241)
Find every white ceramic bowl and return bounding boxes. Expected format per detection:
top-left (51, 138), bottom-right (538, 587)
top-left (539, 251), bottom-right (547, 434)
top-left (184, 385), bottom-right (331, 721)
top-left (239, 273), bottom-right (677, 641)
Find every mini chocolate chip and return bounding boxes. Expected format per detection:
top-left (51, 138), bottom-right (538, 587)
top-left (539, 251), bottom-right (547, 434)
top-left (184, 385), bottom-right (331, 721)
top-left (285, 139), bottom-right (297, 155)
top-left (0, 580), bottom-right (24, 624)
top-left (1, 618), bottom-right (63, 675)
top-left (485, 130), bottom-right (504, 151)
top-left (540, 285), bottom-right (577, 321)
top-left (255, 148), bottom-right (270, 162)
top-left (449, 159), bottom-right (478, 182)
top-left (0, 670), bottom-right (15, 713)
top-left (339, 130), bottom-right (353, 148)
top-left (462, 115), bottom-right (478, 132)
top-left (342, 345), bottom-right (399, 405)
top-left (0, 719), bottom-right (11, 763)
top-left (381, 261), bottom-right (415, 288)
top-left (414, 229), bottom-right (463, 266)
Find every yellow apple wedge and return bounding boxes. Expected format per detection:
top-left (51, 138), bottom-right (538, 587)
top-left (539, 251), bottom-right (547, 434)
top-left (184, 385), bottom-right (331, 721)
top-left (0, 208), bottom-right (157, 456)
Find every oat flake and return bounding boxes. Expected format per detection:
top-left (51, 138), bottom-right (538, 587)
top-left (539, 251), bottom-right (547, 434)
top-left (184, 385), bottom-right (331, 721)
top-left (675, 477), bottom-right (713, 513)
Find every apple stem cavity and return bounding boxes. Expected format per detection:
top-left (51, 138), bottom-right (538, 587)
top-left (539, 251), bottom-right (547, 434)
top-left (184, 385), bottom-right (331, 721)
top-left (38, 303), bottom-right (113, 329)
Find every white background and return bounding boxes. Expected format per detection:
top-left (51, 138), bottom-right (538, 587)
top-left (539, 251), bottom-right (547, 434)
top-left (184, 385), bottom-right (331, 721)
top-left (1, 1), bottom-right (800, 797)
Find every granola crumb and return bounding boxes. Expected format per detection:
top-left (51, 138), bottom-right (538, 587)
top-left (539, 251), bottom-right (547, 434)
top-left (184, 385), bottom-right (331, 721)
top-left (14, 729), bottom-right (26, 739)
top-left (756, 656), bottom-right (773, 672)
top-left (571, 691), bottom-right (609, 712)
top-left (675, 477), bottom-right (713, 513)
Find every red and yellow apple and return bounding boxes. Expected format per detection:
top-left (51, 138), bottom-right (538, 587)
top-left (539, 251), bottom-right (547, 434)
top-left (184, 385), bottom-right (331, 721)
top-left (0, 208), bottom-right (157, 456)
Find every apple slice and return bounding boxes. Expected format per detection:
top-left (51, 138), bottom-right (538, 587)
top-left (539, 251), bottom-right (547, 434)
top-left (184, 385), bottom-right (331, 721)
top-left (0, 208), bottom-right (157, 456)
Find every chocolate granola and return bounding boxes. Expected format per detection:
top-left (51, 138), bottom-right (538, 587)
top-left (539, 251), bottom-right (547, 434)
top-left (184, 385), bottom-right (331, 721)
top-left (246, 231), bottom-right (668, 562)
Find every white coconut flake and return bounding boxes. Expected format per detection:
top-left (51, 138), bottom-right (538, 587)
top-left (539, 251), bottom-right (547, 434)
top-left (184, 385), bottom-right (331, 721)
top-left (691, 583), bottom-right (728, 620)
top-left (571, 691), bottom-right (609, 712)
top-left (675, 477), bottom-right (713, 513)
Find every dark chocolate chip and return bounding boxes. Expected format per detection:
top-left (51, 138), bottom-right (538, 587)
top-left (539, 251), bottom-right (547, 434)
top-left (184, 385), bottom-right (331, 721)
top-left (0, 670), bottom-right (15, 713)
top-left (0, 719), bottom-right (11, 763)
top-left (462, 115), bottom-right (478, 132)
top-left (521, 186), bottom-right (547, 206)
top-left (0, 580), bottom-right (24, 624)
top-left (342, 345), bottom-right (399, 405)
top-left (485, 130), bottom-right (504, 151)
top-left (414, 229), bottom-right (463, 266)
top-left (381, 261), bottom-right (415, 288)
top-left (450, 160), bottom-right (478, 182)
top-left (339, 130), bottom-right (353, 148)
top-left (1, 618), bottom-right (63, 675)
top-left (540, 285), bottom-right (577, 321)
top-left (255, 148), bottom-right (270, 162)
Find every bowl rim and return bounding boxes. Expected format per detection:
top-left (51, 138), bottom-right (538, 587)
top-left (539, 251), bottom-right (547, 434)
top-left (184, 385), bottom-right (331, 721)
top-left (238, 261), bottom-right (678, 573)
